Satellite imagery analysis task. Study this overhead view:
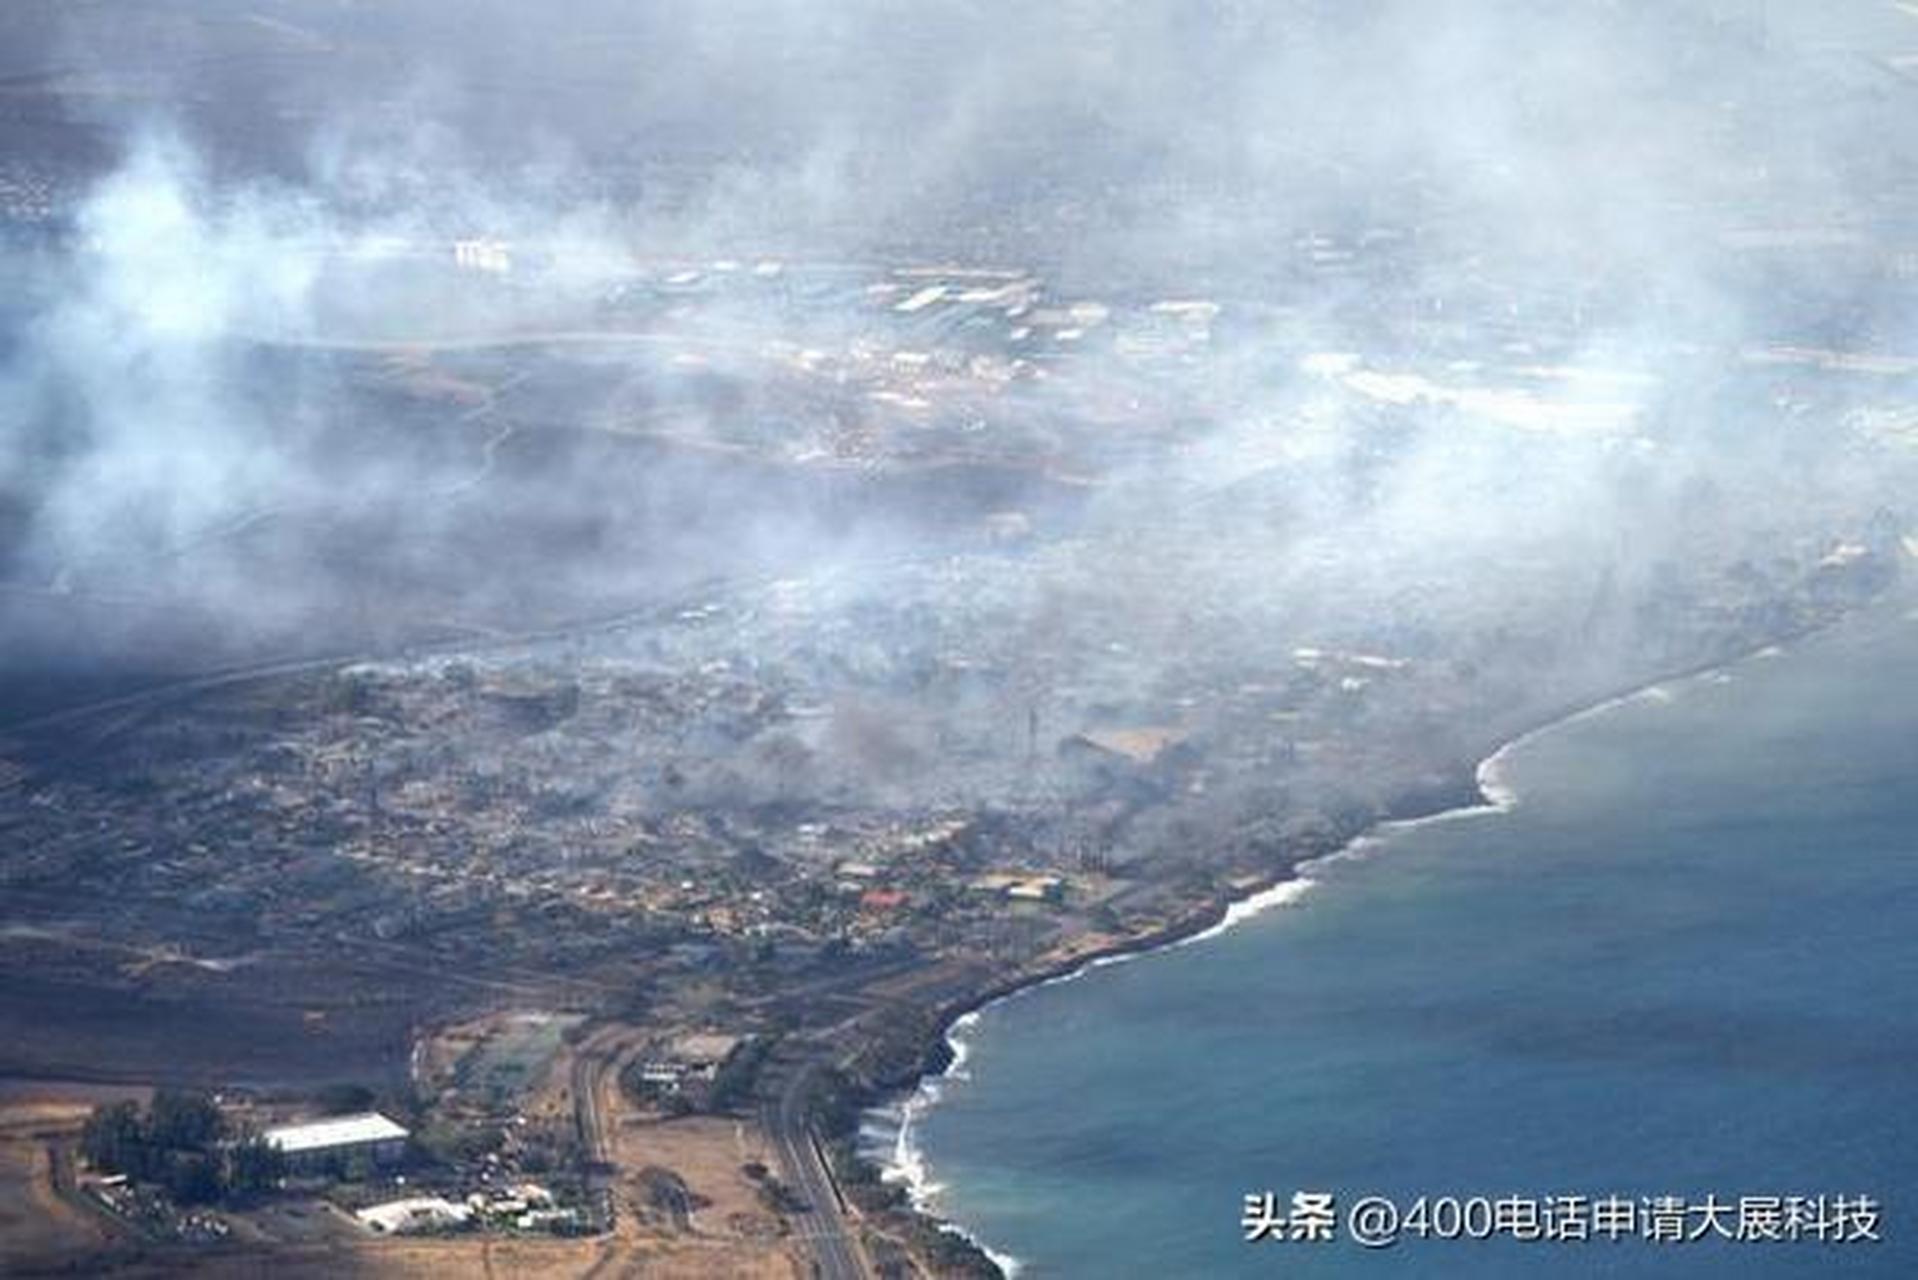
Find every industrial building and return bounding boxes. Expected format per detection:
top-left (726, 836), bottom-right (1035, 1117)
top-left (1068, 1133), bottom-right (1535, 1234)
top-left (263, 1112), bottom-right (409, 1173)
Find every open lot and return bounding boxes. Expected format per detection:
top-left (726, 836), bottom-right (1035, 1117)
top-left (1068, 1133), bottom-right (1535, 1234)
top-left (0, 1085), bottom-right (143, 1272)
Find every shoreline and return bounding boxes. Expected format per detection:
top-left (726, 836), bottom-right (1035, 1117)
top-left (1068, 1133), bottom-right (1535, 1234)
top-left (862, 626), bottom-right (1841, 1277)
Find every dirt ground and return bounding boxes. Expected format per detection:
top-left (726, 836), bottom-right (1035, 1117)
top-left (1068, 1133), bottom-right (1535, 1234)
top-left (614, 1115), bottom-right (790, 1243)
top-left (0, 1045), bottom-right (808, 1279)
top-left (61, 1236), bottom-right (805, 1279)
top-left (0, 1088), bottom-right (135, 1272)
top-left (569, 1025), bottom-right (805, 1274)
top-left (359, 1236), bottom-right (802, 1278)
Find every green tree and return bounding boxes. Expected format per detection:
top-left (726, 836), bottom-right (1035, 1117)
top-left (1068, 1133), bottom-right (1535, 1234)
top-left (226, 1134), bottom-right (287, 1197)
top-left (163, 1151), bottom-right (221, 1205)
top-left (148, 1090), bottom-right (223, 1151)
top-left (80, 1101), bottom-right (147, 1178)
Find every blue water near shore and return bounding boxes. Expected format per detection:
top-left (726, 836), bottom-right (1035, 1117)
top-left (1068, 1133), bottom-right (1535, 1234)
top-left (882, 606), bottom-right (1918, 1276)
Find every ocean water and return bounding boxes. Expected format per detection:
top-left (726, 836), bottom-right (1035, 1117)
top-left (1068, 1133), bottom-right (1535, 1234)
top-left (878, 606), bottom-right (1918, 1276)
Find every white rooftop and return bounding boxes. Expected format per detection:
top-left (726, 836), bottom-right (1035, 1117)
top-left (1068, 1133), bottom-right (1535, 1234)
top-left (357, 1195), bottom-right (470, 1234)
top-left (264, 1112), bottom-right (409, 1154)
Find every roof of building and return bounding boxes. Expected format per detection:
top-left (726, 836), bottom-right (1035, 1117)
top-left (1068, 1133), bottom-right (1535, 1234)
top-left (1063, 727), bottom-right (1188, 765)
top-left (671, 1032), bottom-right (743, 1064)
top-left (356, 1195), bottom-right (470, 1234)
top-left (265, 1112), bottom-right (409, 1154)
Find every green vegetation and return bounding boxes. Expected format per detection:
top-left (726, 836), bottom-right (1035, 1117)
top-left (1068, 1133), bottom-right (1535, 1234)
top-left (708, 1033), bottom-right (777, 1113)
top-left (81, 1091), bottom-right (285, 1205)
top-left (415, 1117), bottom-right (505, 1166)
top-left (315, 1082), bottom-right (377, 1115)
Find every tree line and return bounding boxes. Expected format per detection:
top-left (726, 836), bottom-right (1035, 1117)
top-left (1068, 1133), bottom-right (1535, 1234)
top-left (81, 1090), bottom-right (285, 1205)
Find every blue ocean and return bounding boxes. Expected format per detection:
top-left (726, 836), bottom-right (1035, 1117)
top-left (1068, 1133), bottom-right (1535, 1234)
top-left (881, 604), bottom-right (1918, 1276)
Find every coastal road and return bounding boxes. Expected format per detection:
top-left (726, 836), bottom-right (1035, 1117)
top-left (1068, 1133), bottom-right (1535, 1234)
top-left (764, 1060), bottom-right (867, 1280)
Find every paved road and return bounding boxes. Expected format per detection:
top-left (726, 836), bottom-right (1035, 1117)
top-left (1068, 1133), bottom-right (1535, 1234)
top-left (569, 1034), bottom-right (622, 1235)
top-left (765, 1060), bottom-right (866, 1280)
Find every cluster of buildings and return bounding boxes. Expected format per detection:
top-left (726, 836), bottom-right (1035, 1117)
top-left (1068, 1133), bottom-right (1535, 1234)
top-left (355, 1182), bottom-right (577, 1236)
top-left (248, 1105), bottom-right (586, 1237)
top-left (632, 1031), bottom-right (744, 1095)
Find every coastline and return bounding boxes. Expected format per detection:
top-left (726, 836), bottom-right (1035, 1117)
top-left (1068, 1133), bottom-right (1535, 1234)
top-left (859, 627), bottom-right (1839, 1278)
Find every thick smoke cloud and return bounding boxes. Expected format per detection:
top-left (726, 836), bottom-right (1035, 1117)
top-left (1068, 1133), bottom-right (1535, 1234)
top-left (1, 0), bottom-right (1912, 716)
top-left (22, 139), bottom-right (318, 567)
